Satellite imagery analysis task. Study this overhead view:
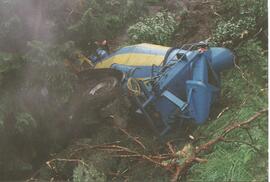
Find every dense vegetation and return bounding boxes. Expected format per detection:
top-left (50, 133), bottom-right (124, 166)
top-left (128, 12), bottom-right (177, 45)
top-left (0, 0), bottom-right (147, 179)
top-left (187, 1), bottom-right (268, 181)
top-left (0, 0), bottom-right (267, 181)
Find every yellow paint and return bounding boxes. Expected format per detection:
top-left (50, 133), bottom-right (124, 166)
top-left (95, 53), bottom-right (165, 68)
top-left (138, 43), bottom-right (170, 51)
top-left (78, 54), bottom-right (94, 67)
top-left (116, 43), bottom-right (169, 51)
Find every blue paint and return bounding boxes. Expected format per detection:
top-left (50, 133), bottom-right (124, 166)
top-left (162, 90), bottom-right (187, 111)
top-left (111, 64), bottom-right (158, 78)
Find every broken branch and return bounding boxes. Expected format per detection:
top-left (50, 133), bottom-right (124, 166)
top-left (118, 128), bottom-right (146, 150)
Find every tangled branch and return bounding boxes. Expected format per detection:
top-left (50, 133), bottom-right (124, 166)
top-left (107, 109), bottom-right (267, 182)
top-left (40, 109), bottom-right (267, 182)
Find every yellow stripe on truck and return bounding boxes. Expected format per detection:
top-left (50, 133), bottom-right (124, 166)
top-left (139, 43), bottom-right (170, 51)
top-left (95, 53), bottom-right (165, 68)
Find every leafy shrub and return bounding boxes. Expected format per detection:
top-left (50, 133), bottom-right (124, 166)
top-left (220, 0), bottom-right (267, 19)
top-left (235, 39), bottom-right (267, 84)
top-left (0, 0), bottom-right (146, 180)
top-left (188, 53), bottom-right (267, 181)
top-left (0, 40), bottom-right (79, 179)
top-left (15, 112), bottom-right (37, 135)
top-left (73, 164), bottom-right (106, 182)
top-left (189, 143), bottom-right (266, 182)
top-left (0, 52), bottom-right (24, 81)
top-left (212, 0), bottom-right (267, 46)
top-left (68, 0), bottom-right (147, 52)
top-left (127, 12), bottom-right (177, 45)
top-left (25, 41), bottom-right (77, 104)
top-left (146, 0), bottom-right (162, 4)
top-left (212, 17), bottom-right (256, 46)
top-left (0, 0), bottom-right (146, 53)
top-left (0, 0), bottom-right (30, 52)
top-left (187, 1), bottom-right (268, 181)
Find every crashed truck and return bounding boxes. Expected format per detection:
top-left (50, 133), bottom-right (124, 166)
top-left (70, 42), bottom-right (234, 135)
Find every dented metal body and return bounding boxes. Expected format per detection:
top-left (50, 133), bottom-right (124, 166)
top-left (90, 43), bottom-right (234, 134)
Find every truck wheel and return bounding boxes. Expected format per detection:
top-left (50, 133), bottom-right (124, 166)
top-left (82, 76), bottom-right (120, 107)
top-left (68, 69), bottom-right (123, 122)
top-left (68, 75), bottom-right (121, 122)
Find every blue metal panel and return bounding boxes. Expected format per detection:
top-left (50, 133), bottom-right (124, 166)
top-left (162, 90), bottom-right (187, 110)
top-left (186, 80), bottom-right (212, 124)
top-left (192, 54), bottom-right (208, 82)
top-left (209, 48), bottom-right (235, 73)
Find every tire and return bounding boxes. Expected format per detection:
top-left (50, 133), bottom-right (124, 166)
top-left (68, 69), bottom-right (123, 122)
top-left (81, 76), bottom-right (120, 108)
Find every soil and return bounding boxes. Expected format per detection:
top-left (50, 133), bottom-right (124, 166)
top-left (172, 0), bottom-right (220, 46)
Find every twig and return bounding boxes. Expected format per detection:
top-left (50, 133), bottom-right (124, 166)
top-left (118, 128), bottom-right (146, 150)
top-left (196, 136), bottom-right (224, 154)
top-left (109, 168), bottom-right (129, 180)
top-left (253, 27), bottom-right (263, 38)
top-left (217, 107), bottom-right (229, 119)
top-left (243, 128), bottom-right (254, 143)
top-left (65, 109), bottom-right (267, 182)
top-left (166, 141), bottom-right (176, 154)
top-left (223, 139), bottom-right (263, 156)
top-left (46, 158), bottom-right (89, 169)
top-left (172, 109), bottom-right (267, 181)
top-left (213, 12), bottom-right (222, 18)
top-left (223, 109), bottom-right (267, 137)
top-left (45, 158), bottom-right (89, 179)
top-left (171, 166), bottom-right (181, 182)
top-left (69, 141), bottom-right (121, 156)
top-left (234, 63), bottom-right (249, 83)
top-left (194, 158), bottom-right (208, 163)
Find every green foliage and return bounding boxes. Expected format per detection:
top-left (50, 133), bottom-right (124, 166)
top-left (73, 164), bottom-right (106, 182)
top-left (235, 39), bottom-right (267, 84)
top-left (0, 40), bottom-right (79, 179)
top-left (145, 0), bottom-right (162, 4)
top-left (187, 1), bottom-right (267, 181)
top-left (0, 0), bottom-right (30, 52)
top-left (25, 41), bottom-right (77, 104)
top-left (213, 17), bottom-right (256, 46)
top-left (0, 0), bottom-right (147, 53)
top-left (0, 52), bottom-right (24, 75)
top-left (15, 112), bottom-right (37, 135)
top-left (0, 0), bottom-right (267, 181)
top-left (0, 0), bottom-right (144, 180)
top-left (68, 0), bottom-right (146, 52)
top-left (189, 144), bottom-right (264, 182)
top-left (220, 0), bottom-right (267, 19)
top-left (0, 92), bottom-right (10, 131)
top-left (127, 12), bottom-right (177, 45)
top-left (212, 0), bottom-right (267, 46)
top-left (188, 66), bottom-right (267, 181)
top-left (189, 108), bottom-right (267, 182)
top-left (188, 38), bottom-right (267, 182)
